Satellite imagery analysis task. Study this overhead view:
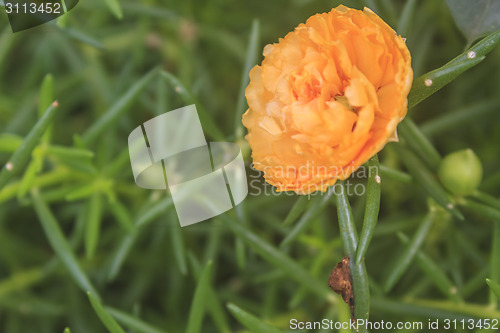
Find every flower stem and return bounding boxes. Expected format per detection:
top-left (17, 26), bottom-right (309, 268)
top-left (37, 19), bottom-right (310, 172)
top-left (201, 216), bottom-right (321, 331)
top-left (356, 155), bottom-right (381, 265)
top-left (334, 181), bottom-right (370, 331)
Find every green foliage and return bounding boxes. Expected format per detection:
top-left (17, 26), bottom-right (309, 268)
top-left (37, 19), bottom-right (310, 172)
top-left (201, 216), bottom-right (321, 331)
top-left (407, 28), bottom-right (500, 108)
top-left (486, 279), bottom-right (500, 300)
top-left (0, 103), bottom-right (57, 188)
top-left (31, 189), bottom-right (99, 297)
top-left (186, 261), bottom-right (213, 333)
top-left (384, 207), bottom-right (439, 292)
top-left (1, 0), bottom-right (500, 332)
top-left (88, 291), bottom-right (126, 333)
top-left (226, 303), bottom-right (284, 333)
top-left (103, 0), bottom-right (123, 20)
top-left (446, 0), bottom-right (500, 44)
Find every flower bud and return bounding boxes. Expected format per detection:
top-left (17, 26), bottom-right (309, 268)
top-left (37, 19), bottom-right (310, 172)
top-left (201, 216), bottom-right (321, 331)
top-left (438, 149), bottom-right (482, 196)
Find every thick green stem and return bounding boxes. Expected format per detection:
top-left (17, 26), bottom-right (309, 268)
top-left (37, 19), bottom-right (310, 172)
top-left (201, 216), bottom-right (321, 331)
top-left (334, 181), bottom-right (370, 331)
top-left (356, 155), bottom-right (381, 265)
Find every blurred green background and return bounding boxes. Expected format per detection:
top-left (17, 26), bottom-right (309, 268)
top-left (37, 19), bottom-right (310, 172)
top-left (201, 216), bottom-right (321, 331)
top-left (0, 0), bottom-right (500, 332)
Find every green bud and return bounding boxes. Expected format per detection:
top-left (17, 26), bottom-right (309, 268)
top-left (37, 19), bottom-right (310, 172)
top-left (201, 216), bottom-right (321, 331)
top-left (438, 149), bottom-right (482, 196)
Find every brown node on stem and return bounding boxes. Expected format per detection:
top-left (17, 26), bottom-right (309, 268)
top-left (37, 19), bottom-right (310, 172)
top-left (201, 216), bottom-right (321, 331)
top-left (328, 257), bottom-right (355, 321)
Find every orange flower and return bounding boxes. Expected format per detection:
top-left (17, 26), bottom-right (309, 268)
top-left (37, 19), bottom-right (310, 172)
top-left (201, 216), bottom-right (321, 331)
top-left (242, 5), bottom-right (412, 194)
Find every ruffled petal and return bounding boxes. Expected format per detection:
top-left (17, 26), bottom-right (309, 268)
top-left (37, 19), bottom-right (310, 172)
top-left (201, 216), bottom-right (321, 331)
top-left (243, 5), bottom-right (413, 194)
